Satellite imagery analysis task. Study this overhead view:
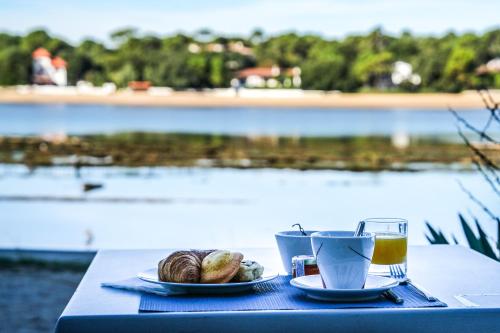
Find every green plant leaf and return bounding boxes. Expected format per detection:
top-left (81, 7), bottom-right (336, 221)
top-left (474, 218), bottom-right (499, 260)
top-left (425, 221), bottom-right (449, 244)
top-left (459, 214), bottom-right (483, 253)
top-left (425, 235), bottom-right (434, 244)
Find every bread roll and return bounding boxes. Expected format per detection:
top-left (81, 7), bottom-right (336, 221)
top-left (200, 250), bottom-right (243, 283)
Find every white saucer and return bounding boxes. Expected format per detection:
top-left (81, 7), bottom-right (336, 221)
top-left (138, 268), bottom-right (279, 294)
top-left (290, 274), bottom-right (399, 302)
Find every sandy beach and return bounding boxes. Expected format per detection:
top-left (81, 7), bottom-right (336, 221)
top-left (0, 88), bottom-right (496, 109)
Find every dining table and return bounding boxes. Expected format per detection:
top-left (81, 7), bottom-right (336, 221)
top-left (55, 245), bottom-right (500, 333)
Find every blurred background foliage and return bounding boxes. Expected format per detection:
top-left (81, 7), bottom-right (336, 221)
top-left (426, 215), bottom-right (499, 261)
top-left (1, 27), bottom-right (500, 91)
top-left (425, 91), bottom-right (499, 261)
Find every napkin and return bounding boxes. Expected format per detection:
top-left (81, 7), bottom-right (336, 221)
top-left (101, 278), bottom-right (179, 296)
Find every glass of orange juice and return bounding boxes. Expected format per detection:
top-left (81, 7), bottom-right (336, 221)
top-left (357, 218), bottom-right (408, 280)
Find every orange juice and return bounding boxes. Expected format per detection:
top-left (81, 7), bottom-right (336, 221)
top-left (371, 233), bottom-right (407, 265)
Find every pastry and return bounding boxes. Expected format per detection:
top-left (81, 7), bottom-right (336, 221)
top-left (200, 250), bottom-right (243, 283)
top-left (232, 260), bottom-right (264, 282)
top-left (158, 250), bottom-right (214, 283)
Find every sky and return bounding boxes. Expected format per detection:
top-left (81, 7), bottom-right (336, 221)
top-left (1, 0), bottom-right (499, 43)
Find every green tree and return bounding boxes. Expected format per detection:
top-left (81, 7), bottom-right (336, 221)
top-left (20, 29), bottom-right (51, 52)
top-left (0, 47), bottom-right (31, 85)
top-left (256, 33), bottom-right (320, 67)
top-left (109, 63), bottom-right (137, 87)
top-left (443, 47), bottom-right (477, 91)
top-left (185, 54), bottom-right (209, 88)
top-left (249, 28), bottom-right (264, 45)
top-left (0, 28), bottom-right (499, 91)
top-left (66, 40), bottom-right (109, 85)
top-left (209, 55), bottom-right (224, 87)
top-left (110, 28), bottom-right (137, 44)
top-left (353, 51), bottom-right (394, 87)
top-left (302, 57), bottom-right (345, 90)
top-left (301, 41), bottom-right (348, 90)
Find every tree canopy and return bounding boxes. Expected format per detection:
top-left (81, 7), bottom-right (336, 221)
top-left (1, 28), bottom-right (499, 92)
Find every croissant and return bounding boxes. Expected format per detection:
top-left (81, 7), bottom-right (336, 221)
top-left (158, 250), bottom-right (214, 283)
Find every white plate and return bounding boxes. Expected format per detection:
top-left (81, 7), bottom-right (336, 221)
top-left (290, 274), bottom-right (399, 302)
top-left (138, 268), bottom-right (279, 294)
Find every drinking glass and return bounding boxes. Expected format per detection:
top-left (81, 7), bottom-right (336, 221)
top-left (356, 218), bottom-right (408, 280)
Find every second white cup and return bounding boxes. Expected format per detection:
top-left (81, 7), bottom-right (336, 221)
top-left (311, 231), bottom-right (375, 289)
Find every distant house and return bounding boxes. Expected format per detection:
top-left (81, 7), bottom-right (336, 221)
top-left (477, 58), bottom-right (500, 75)
top-left (370, 61), bottom-right (421, 90)
top-left (32, 47), bottom-right (67, 86)
top-left (51, 57), bottom-right (67, 86)
top-left (391, 61), bottom-right (421, 86)
top-left (206, 43), bottom-right (224, 53)
top-left (32, 48), bottom-right (52, 85)
top-left (187, 41), bottom-right (254, 57)
top-left (236, 66), bottom-right (301, 88)
top-left (228, 41), bottom-right (254, 57)
top-left (188, 43), bottom-right (201, 54)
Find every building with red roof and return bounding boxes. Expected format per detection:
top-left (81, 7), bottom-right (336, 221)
top-left (32, 47), bottom-right (51, 59)
top-left (51, 57), bottom-right (67, 69)
top-left (237, 66), bottom-right (281, 80)
top-left (236, 66), bottom-right (301, 88)
top-left (32, 48), bottom-right (67, 86)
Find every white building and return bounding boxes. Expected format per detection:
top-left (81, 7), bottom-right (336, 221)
top-left (391, 61), bottom-right (421, 86)
top-left (32, 48), bottom-right (67, 86)
top-left (51, 57), bottom-right (67, 86)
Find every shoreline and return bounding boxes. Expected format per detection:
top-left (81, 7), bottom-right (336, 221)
top-left (0, 88), bottom-right (496, 109)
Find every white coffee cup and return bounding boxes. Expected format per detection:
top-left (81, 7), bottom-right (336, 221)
top-left (275, 230), bottom-right (318, 274)
top-left (310, 231), bottom-right (375, 289)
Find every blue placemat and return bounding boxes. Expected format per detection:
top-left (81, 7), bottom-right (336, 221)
top-left (139, 276), bottom-right (447, 312)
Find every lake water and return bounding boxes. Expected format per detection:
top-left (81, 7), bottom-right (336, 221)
top-left (0, 103), bottom-right (491, 137)
top-left (0, 164), bottom-right (496, 250)
top-left (0, 104), bottom-right (497, 251)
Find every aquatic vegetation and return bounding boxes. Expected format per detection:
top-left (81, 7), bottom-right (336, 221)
top-left (0, 133), bottom-right (480, 171)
